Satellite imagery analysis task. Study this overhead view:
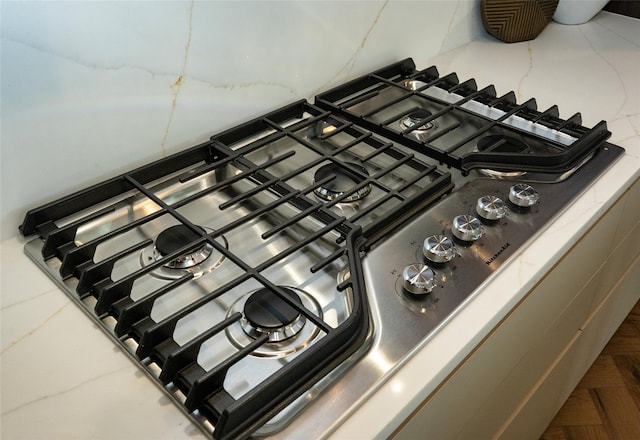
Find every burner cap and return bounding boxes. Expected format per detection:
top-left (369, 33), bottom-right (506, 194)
top-left (156, 225), bottom-right (202, 255)
top-left (155, 224), bottom-right (212, 269)
top-left (313, 162), bottom-right (371, 202)
top-left (477, 135), bottom-right (531, 154)
top-left (242, 287), bottom-right (306, 342)
top-left (401, 109), bottom-right (436, 131)
top-left (408, 108), bottom-right (433, 121)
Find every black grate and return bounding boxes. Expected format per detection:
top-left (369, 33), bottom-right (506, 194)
top-left (315, 58), bottom-right (612, 175)
top-left (20, 100), bottom-right (452, 439)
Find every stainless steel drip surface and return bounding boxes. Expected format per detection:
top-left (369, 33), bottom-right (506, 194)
top-left (452, 215), bottom-right (484, 241)
top-left (313, 162), bottom-right (371, 202)
top-left (423, 234), bottom-right (456, 263)
top-left (241, 287), bottom-right (307, 343)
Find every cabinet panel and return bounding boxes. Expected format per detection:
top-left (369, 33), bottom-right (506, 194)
top-left (456, 213), bottom-right (639, 438)
top-left (612, 177), bottom-right (640, 244)
top-left (456, 279), bottom-right (592, 439)
top-left (497, 254), bottom-right (640, 439)
top-left (588, 218), bottom-right (640, 316)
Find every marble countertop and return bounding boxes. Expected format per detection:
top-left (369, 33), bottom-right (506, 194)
top-left (2, 11), bottom-right (639, 440)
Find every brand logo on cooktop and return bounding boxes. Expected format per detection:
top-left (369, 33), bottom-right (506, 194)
top-left (485, 242), bottom-right (511, 265)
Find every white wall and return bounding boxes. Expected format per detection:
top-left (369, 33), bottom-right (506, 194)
top-left (1, 0), bottom-right (482, 240)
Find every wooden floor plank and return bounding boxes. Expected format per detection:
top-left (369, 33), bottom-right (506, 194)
top-left (563, 425), bottom-right (610, 440)
top-left (540, 300), bottom-right (640, 440)
top-left (540, 426), bottom-right (568, 440)
top-left (629, 301), bottom-right (640, 336)
top-left (591, 386), bottom-right (640, 440)
top-left (602, 322), bottom-right (640, 355)
top-left (548, 389), bottom-right (603, 427)
top-left (613, 354), bottom-right (640, 410)
top-left (577, 355), bottom-right (626, 389)
top-left (589, 388), bottom-right (618, 439)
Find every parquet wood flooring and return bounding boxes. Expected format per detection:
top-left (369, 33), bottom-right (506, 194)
top-left (540, 300), bottom-right (640, 440)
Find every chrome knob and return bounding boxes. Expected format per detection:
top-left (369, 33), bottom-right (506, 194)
top-left (509, 183), bottom-right (539, 207)
top-left (476, 195), bottom-right (507, 220)
top-left (452, 215), bottom-right (484, 242)
top-left (423, 234), bottom-right (455, 263)
top-left (402, 264), bottom-right (436, 295)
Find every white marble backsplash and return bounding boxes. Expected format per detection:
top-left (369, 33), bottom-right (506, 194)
top-left (0, 0), bottom-right (482, 240)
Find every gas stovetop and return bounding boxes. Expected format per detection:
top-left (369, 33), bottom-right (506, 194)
top-left (20, 58), bottom-right (624, 439)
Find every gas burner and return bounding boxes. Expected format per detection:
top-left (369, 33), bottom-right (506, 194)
top-left (313, 162), bottom-right (371, 202)
top-left (140, 224), bottom-right (227, 280)
top-left (241, 287), bottom-right (306, 342)
top-left (399, 108), bottom-right (438, 142)
top-left (401, 109), bottom-right (437, 132)
top-left (155, 225), bottom-right (212, 269)
top-left (477, 135), bottom-right (531, 154)
top-left (476, 135), bottom-right (531, 178)
top-left (403, 79), bottom-right (428, 91)
top-left (226, 286), bottom-right (322, 358)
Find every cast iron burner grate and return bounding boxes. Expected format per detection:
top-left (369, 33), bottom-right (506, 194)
top-left (19, 100), bottom-right (452, 439)
top-left (315, 58), bottom-right (612, 176)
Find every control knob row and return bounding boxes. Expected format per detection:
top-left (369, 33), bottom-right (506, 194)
top-left (404, 184), bottom-right (539, 296)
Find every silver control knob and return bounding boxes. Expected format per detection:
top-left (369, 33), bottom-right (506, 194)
top-left (509, 183), bottom-right (539, 207)
top-left (476, 195), bottom-right (507, 220)
top-left (402, 264), bottom-right (436, 295)
top-left (423, 234), bottom-right (455, 263)
top-left (452, 215), bottom-right (484, 242)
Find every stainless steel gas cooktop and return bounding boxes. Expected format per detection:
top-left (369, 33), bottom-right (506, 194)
top-left (20, 58), bottom-right (624, 439)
